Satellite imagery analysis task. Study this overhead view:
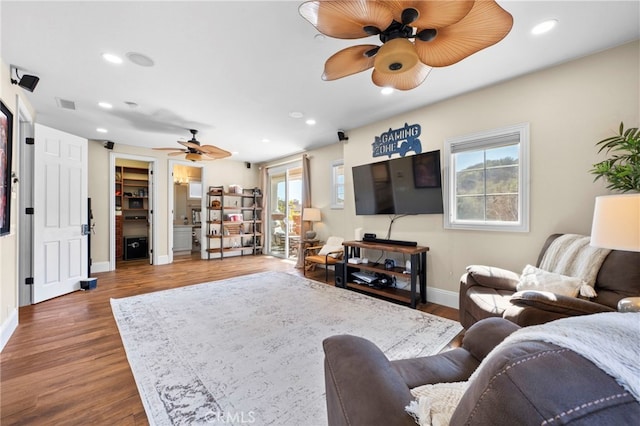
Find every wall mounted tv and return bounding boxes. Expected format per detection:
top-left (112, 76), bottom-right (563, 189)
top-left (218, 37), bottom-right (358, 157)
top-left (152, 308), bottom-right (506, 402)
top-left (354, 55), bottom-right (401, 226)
top-left (352, 150), bottom-right (444, 215)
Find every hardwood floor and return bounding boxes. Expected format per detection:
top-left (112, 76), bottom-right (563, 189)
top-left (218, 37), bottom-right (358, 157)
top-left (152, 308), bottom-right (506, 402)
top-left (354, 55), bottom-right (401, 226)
top-left (1, 255), bottom-right (460, 425)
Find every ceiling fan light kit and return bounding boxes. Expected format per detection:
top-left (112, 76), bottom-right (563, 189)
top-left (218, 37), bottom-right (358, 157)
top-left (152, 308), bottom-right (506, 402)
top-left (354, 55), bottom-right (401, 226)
top-left (185, 152), bottom-right (201, 162)
top-left (299, 0), bottom-right (513, 90)
top-left (374, 38), bottom-right (419, 74)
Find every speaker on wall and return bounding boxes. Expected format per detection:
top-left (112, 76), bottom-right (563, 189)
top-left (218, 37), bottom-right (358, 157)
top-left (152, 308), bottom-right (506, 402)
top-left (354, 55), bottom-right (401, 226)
top-left (245, 162), bottom-right (251, 169)
top-left (335, 262), bottom-right (346, 288)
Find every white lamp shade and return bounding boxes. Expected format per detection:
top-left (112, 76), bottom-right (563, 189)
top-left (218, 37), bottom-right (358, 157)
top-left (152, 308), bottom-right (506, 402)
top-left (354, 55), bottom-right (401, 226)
top-left (590, 194), bottom-right (640, 251)
top-left (302, 207), bottom-right (321, 222)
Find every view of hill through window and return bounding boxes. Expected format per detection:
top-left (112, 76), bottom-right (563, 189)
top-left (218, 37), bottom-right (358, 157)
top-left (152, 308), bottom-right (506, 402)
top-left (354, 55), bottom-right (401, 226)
top-left (455, 154), bottom-right (519, 222)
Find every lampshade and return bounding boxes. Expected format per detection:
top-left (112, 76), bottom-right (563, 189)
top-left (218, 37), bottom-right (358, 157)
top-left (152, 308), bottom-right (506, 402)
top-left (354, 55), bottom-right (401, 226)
top-left (590, 194), bottom-right (640, 251)
top-left (302, 207), bottom-right (321, 222)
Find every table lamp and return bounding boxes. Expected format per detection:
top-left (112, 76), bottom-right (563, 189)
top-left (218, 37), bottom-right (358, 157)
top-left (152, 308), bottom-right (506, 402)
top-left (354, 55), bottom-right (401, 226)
top-left (302, 207), bottom-right (321, 239)
top-left (590, 193), bottom-right (640, 312)
top-left (590, 193), bottom-right (640, 252)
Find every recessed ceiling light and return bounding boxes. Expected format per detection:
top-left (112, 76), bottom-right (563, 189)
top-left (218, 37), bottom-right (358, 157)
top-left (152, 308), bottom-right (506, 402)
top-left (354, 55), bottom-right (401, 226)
top-left (126, 52), bottom-right (155, 67)
top-left (305, 119), bottom-right (316, 125)
top-left (381, 87), bottom-right (394, 95)
top-left (231, 151), bottom-right (239, 156)
top-left (98, 102), bottom-right (113, 109)
top-left (96, 128), bottom-right (108, 133)
top-left (102, 53), bottom-right (123, 64)
top-left (262, 138), bottom-right (270, 143)
top-left (531, 19), bottom-right (558, 35)
top-left (289, 111), bottom-right (304, 119)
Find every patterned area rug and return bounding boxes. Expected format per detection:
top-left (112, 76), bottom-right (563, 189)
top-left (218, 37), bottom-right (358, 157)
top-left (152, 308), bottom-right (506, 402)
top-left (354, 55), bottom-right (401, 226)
top-left (111, 271), bottom-right (462, 425)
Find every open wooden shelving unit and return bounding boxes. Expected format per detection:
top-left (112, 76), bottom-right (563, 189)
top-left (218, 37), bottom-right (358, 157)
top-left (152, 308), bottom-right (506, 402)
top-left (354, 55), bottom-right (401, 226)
top-left (205, 185), bottom-right (263, 259)
top-left (340, 240), bottom-right (429, 308)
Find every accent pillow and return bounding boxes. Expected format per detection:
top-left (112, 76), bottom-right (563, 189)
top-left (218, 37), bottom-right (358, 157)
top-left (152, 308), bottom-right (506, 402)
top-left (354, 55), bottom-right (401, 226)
top-left (318, 236), bottom-right (344, 258)
top-left (318, 245), bottom-right (342, 258)
top-left (517, 265), bottom-right (585, 298)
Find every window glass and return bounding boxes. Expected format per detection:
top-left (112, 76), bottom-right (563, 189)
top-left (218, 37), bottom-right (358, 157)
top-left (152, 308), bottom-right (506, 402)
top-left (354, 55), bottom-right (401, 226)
top-left (444, 124), bottom-right (529, 231)
top-left (331, 160), bottom-right (344, 209)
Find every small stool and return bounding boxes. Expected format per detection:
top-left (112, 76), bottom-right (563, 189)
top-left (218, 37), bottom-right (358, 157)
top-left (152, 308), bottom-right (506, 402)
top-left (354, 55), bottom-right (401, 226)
top-left (617, 297), bottom-right (640, 312)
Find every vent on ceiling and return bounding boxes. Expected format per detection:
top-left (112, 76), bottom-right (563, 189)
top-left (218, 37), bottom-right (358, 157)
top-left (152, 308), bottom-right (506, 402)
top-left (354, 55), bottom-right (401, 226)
top-left (55, 97), bottom-right (76, 110)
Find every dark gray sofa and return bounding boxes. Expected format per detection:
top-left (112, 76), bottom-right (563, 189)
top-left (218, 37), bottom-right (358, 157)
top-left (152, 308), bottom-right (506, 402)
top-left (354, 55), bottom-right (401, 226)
top-left (459, 234), bottom-right (640, 329)
top-left (323, 317), bottom-right (639, 425)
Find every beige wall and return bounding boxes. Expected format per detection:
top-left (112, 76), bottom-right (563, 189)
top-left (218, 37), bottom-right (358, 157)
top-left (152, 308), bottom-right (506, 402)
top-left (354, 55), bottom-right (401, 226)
top-left (0, 59), bottom-right (35, 344)
top-left (341, 41), bottom-right (639, 295)
top-left (88, 140), bottom-right (259, 266)
top-left (259, 142), bottom-right (345, 244)
top-left (3, 41), bottom-right (639, 343)
top-left (302, 143), bottom-right (345, 242)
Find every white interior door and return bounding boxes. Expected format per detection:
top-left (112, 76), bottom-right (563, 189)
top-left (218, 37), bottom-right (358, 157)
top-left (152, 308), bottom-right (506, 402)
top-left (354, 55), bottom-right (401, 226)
top-left (33, 124), bottom-right (88, 303)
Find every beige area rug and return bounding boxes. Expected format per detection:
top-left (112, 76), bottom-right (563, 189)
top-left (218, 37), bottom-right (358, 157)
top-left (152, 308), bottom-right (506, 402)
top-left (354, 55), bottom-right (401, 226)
top-left (111, 271), bottom-right (462, 425)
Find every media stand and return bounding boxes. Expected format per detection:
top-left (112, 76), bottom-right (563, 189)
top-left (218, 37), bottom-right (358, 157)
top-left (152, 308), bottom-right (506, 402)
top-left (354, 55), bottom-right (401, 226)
top-left (340, 240), bottom-right (429, 309)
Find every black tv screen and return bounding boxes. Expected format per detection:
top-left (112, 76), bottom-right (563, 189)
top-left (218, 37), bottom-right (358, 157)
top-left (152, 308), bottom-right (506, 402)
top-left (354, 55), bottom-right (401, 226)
top-left (352, 150), bottom-right (444, 215)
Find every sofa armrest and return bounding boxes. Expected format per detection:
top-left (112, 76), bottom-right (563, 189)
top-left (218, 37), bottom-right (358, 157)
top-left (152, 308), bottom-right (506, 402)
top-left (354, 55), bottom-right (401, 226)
top-left (390, 318), bottom-right (519, 391)
top-left (391, 348), bottom-right (479, 389)
top-left (323, 335), bottom-right (416, 426)
top-left (464, 265), bottom-right (520, 291)
top-left (462, 317), bottom-right (521, 360)
top-left (510, 291), bottom-right (616, 316)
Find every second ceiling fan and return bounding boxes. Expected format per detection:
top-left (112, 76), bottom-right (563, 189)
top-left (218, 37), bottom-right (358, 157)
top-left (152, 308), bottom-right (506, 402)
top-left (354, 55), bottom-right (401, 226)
top-left (154, 129), bottom-right (231, 162)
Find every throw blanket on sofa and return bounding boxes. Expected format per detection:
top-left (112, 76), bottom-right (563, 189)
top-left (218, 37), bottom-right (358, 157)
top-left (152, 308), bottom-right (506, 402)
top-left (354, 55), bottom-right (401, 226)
top-left (407, 313), bottom-right (640, 426)
top-left (539, 234), bottom-right (611, 295)
top-left (471, 312), bottom-right (640, 400)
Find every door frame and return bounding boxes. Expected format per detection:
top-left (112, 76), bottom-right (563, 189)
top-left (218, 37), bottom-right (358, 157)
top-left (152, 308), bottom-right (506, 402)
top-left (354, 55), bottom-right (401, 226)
top-left (167, 159), bottom-right (206, 264)
top-left (17, 96), bottom-right (34, 306)
top-left (266, 161), bottom-right (302, 259)
top-left (109, 153), bottom-right (157, 270)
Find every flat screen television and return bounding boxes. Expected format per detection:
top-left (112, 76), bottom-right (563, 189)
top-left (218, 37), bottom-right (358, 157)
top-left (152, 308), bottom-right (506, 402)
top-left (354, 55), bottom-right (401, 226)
top-left (352, 150), bottom-right (444, 215)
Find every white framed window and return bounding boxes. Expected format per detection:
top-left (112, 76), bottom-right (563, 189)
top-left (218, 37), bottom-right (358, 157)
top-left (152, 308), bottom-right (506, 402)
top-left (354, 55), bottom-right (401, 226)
top-left (188, 180), bottom-right (202, 200)
top-left (331, 159), bottom-right (344, 209)
top-left (444, 123), bottom-right (530, 232)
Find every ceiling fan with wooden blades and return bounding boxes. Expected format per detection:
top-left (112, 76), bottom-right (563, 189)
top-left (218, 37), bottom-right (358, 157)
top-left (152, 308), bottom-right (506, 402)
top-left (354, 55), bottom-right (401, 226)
top-left (154, 129), bottom-right (231, 161)
top-left (299, 0), bottom-right (513, 91)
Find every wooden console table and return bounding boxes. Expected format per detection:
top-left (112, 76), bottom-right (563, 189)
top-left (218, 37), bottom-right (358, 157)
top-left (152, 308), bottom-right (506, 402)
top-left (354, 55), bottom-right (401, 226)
top-left (340, 240), bottom-right (429, 308)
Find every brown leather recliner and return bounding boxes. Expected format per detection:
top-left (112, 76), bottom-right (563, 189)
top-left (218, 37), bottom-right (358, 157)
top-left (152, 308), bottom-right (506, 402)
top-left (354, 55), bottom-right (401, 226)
top-left (458, 234), bottom-right (640, 329)
top-left (323, 317), bottom-right (640, 426)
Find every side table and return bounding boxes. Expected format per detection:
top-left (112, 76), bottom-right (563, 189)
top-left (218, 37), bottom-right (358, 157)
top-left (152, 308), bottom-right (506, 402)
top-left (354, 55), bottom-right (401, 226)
top-left (294, 238), bottom-right (321, 268)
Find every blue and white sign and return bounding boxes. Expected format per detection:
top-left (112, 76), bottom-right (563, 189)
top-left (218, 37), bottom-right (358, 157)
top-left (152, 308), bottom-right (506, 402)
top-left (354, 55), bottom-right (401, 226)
top-left (372, 123), bottom-right (422, 158)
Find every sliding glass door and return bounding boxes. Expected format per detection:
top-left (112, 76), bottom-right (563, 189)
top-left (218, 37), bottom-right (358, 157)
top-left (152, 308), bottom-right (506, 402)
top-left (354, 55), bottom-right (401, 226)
top-left (267, 162), bottom-right (302, 259)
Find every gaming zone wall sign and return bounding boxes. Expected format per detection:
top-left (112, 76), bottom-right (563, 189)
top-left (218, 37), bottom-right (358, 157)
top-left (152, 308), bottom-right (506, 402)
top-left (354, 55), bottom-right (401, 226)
top-left (372, 123), bottom-right (422, 158)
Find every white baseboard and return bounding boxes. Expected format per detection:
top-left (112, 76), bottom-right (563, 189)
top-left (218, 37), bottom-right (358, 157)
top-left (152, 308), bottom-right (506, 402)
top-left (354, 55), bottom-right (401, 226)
top-left (157, 255), bottom-right (170, 265)
top-left (91, 261), bottom-right (110, 273)
top-left (426, 287), bottom-right (459, 310)
top-left (1, 308), bottom-right (19, 352)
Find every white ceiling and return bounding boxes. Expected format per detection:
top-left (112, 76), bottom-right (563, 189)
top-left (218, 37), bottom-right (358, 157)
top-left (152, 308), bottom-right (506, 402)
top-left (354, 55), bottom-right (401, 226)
top-left (2, 1), bottom-right (638, 163)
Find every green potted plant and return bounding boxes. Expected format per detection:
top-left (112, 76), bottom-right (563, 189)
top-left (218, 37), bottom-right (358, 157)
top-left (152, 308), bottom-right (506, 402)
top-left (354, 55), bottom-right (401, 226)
top-left (590, 122), bottom-right (640, 192)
